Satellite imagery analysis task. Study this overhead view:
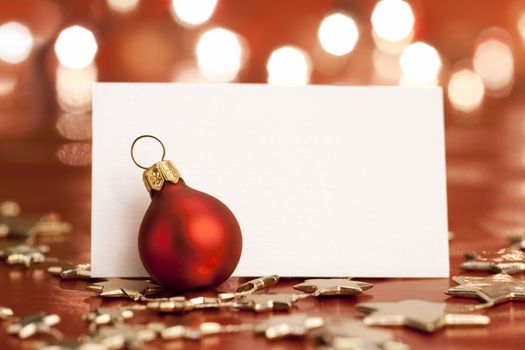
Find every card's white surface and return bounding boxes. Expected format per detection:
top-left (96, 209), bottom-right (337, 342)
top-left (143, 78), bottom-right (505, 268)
top-left (92, 83), bottom-right (448, 278)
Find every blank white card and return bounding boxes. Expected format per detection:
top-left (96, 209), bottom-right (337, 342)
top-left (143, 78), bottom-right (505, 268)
top-left (92, 83), bottom-right (449, 278)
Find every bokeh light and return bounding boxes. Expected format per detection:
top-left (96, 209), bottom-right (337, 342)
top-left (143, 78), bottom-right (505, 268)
top-left (372, 49), bottom-right (401, 84)
top-left (267, 46), bottom-right (311, 86)
top-left (518, 12), bottom-right (525, 42)
top-left (447, 69), bottom-right (485, 113)
top-left (0, 22), bottom-right (34, 64)
top-left (55, 26), bottom-right (98, 69)
top-left (0, 76), bottom-right (17, 97)
top-left (399, 42), bottom-right (442, 87)
top-left (57, 142), bottom-right (92, 166)
top-left (473, 38), bottom-right (514, 92)
top-left (56, 64), bottom-right (97, 112)
top-left (106, 0), bottom-right (140, 13)
top-left (196, 28), bottom-right (243, 82)
top-left (56, 113), bottom-right (92, 140)
top-left (171, 0), bottom-right (217, 27)
top-left (318, 13), bottom-right (359, 56)
top-left (371, 0), bottom-right (415, 43)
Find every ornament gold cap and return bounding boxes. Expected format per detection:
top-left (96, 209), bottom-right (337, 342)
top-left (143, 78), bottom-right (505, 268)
top-left (131, 135), bottom-right (181, 195)
top-left (143, 160), bottom-right (181, 194)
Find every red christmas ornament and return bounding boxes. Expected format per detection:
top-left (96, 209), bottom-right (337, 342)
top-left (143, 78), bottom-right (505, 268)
top-left (131, 135), bottom-right (242, 291)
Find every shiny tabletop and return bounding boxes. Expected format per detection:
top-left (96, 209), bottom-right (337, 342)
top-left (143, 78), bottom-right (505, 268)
top-left (2, 0), bottom-right (525, 349)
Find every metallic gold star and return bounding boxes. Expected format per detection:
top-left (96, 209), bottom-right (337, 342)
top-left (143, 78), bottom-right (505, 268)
top-left (147, 296), bottom-right (223, 313)
top-left (149, 321), bottom-right (252, 340)
top-left (461, 248), bottom-right (525, 274)
top-left (293, 278), bottom-right (373, 297)
top-left (93, 324), bottom-right (156, 350)
top-left (219, 275), bottom-right (280, 300)
top-left (48, 263), bottom-right (91, 280)
top-left (0, 243), bottom-right (49, 268)
top-left (83, 307), bottom-right (134, 332)
top-left (0, 306), bottom-right (13, 319)
top-left (234, 293), bottom-right (299, 312)
top-left (357, 299), bottom-right (489, 333)
top-left (255, 314), bottom-right (324, 339)
top-left (313, 319), bottom-right (408, 350)
top-left (0, 214), bottom-right (72, 240)
top-left (446, 273), bottom-right (525, 307)
top-left (7, 313), bottom-right (62, 339)
top-left (86, 279), bottom-right (163, 300)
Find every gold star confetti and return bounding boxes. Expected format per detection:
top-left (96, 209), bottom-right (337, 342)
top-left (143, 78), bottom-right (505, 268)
top-left (147, 296), bottom-right (223, 313)
top-left (0, 214), bottom-right (72, 240)
top-left (93, 324), bottom-right (156, 350)
top-left (219, 275), bottom-right (280, 300)
top-left (7, 313), bottom-right (62, 339)
top-left (234, 293), bottom-right (300, 313)
top-left (446, 273), bottom-right (525, 308)
top-left (313, 319), bottom-right (408, 350)
top-left (83, 307), bottom-right (134, 332)
top-left (293, 278), bottom-right (373, 296)
top-left (48, 263), bottom-right (91, 280)
top-left (0, 306), bottom-right (13, 319)
top-left (86, 279), bottom-right (163, 300)
top-left (461, 248), bottom-right (525, 274)
top-left (356, 299), bottom-right (489, 333)
top-left (254, 314), bottom-right (324, 339)
top-left (148, 321), bottom-right (253, 340)
top-left (0, 243), bottom-right (49, 268)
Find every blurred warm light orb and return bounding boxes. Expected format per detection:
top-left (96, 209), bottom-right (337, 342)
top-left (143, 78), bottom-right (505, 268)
top-left (57, 142), bottom-right (92, 166)
top-left (56, 112), bottom-right (92, 140)
top-left (171, 0), bottom-right (217, 26)
top-left (55, 25), bottom-right (98, 69)
top-left (267, 46), bottom-right (311, 86)
top-left (0, 76), bottom-right (17, 97)
top-left (196, 28), bottom-right (243, 82)
top-left (473, 38), bottom-right (514, 92)
top-left (372, 0), bottom-right (415, 43)
top-left (372, 49), bottom-right (401, 84)
top-left (0, 22), bottom-right (34, 64)
top-left (447, 69), bottom-right (485, 113)
top-left (318, 13), bottom-right (359, 56)
top-left (56, 64), bottom-right (97, 112)
top-left (106, 0), bottom-right (140, 13)
top-left (399, 42), bottom-right (442, 86)
top-left (518, 12), bottom-right (525, 42)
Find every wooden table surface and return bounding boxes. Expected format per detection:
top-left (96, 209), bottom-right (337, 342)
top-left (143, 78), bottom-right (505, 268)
top-left (2, 1), bottom-right (525, 348)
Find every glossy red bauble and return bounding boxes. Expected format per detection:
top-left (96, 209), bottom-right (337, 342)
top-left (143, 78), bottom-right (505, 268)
top-left (138, 179), bottom-right (242, 291)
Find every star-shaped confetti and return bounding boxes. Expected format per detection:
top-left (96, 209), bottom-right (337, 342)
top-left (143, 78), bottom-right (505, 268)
top-left (0, 214), bottom-right (72, 240)
top-left (7, 313), bottom-right (62, 339)
top-left (83, 307), bottom-right (134, 332)
top-left (1, 306), bottom-right (13, 319)
top-left (149, 321), bottom-right (253, 340)
top-left (234, 293), bottom-right (299, 312)
top-left (446, 273), bottom-right (525, 307)
top-left (293, 278), bottom-right (373, 297)
top-left (86, 279), bottom-right (163, 299)
top-left (48, 263), bottom-right (91, 280)
top-left (313, 319), bottom-right (408, 350)
top-left (461, 248), bottom-right (525, 274)
top-left (219, 275), bottom-right (280, 300)
top-left (93, 324), bottom-right (156, 350)
top-left (357, 299), bottom-right (489, 333)
top-left (147, 296), bottom-right (223, 313)
top-left (0, 243), bottom-right (49, 268)
top-left (254, 314), bottom-right (324, 339)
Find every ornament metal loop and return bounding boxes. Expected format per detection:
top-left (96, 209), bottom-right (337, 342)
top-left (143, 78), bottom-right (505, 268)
top-left (130, 135), bottom-right (166, 169)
